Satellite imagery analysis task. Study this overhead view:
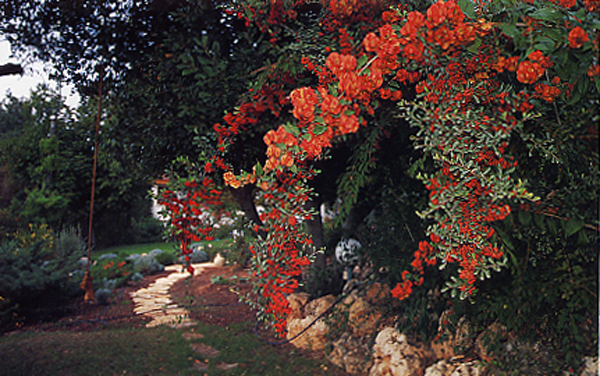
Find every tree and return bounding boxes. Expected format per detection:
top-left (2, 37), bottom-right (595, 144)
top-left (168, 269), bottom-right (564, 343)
top-left (0, 63), bottom-right (23, 76)
top-left (0, 86), bottom-right (156, 248)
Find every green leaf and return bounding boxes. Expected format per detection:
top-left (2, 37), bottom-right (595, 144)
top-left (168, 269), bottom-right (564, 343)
top-left (313, 124), bottom-right (327, 135)
top-left (529, 6), bottom-right (564, 22)
top-left (563, 218), bottom-right (584, 237)
top-left (282, 122), bottom-right (300, 137)
top-left (500, 23), bottom-right (519, 39)
top-left (577, 230), bottom-right (590, 245)
top-left (533, 36), bottom-right (555, 53)
top-left (518, 210), bottom-right (532, 226)
top-left (534, 213), bottom-right (546, 231)
top-left (495, 227), bottom-right (515, 251)
top-left (458, 0), bottom-right (476, 19)
top-left (466, 37), bottom-right (482, 54)
top-left (357, 55), bottom-right (368, 69)
top-left (255, 161), bottom-right (263, 176)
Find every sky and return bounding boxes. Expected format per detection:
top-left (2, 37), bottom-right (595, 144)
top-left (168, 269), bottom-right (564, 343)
top-left (0, 39), bottom-right (81, 108)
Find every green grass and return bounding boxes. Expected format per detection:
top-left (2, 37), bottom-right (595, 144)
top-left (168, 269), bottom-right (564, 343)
top-left (95, 239), bottom-right (231, 258)
top-left (0, 327), bottom-right (197, 376)
top-left (0, 323), bottom-right (346, 376)
top-left (94, 242), bottom-right (179, 257)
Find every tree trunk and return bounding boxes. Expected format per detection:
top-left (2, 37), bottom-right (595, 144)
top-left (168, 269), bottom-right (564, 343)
top-left (227, 184), bottom-right (262, 228)
top-left (305, 197), bottom-right (326, 269)
top-left (0, 63), bottom-right (23, 77)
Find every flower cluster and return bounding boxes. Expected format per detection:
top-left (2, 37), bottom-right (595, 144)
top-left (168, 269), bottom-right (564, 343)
top-left (248, 173), bottom-right (314, 336)
top-left (158, 178), bottom-right (222, 273)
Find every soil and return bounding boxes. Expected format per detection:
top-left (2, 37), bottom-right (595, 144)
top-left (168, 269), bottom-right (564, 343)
top-left (169, 265), bottom-right (257, 327)
top-left (13, 266), bottom-right (258, 333)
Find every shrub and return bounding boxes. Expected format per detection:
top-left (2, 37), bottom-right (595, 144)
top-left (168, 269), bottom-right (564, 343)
top-left (179, 245), bottom-right (209, 264)
top-left (0, 230), bottom-right (82, 330)
top-left (95, 279), bottom-right (117, 306)
top-left (132, 216), bottom-right (165, 244)
top-left (133, 254), bottom-right (164, 275)
top-left (54, 226), bottom-right (86, 258)
top-left (148, 249), bottom-right (164, 258)
top-left (90, 255), bottom-right (134, 289)
top-left (154, 251), bottom-right (176, 266)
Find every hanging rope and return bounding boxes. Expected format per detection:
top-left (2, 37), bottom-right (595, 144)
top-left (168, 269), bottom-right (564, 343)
top-left (81, 64), bottom-right (104, 303)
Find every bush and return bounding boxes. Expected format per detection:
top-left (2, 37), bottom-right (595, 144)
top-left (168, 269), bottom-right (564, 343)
top-left (154, 251), bottom-right (176, 266)
top-left (133, 254), bottom-right (164, 275)
top-left (90, 255), bottom-right (133, 289)
top-left (148, 249), bottom-right (164, 258)
top-left (132, 216), bottom-right (165, 244)
top-left (180, 244), bottom-right (209, 263)
top-left (0, 229), bottom-right (82, 330)
top-left (54, 226), bottom-right (86, 258)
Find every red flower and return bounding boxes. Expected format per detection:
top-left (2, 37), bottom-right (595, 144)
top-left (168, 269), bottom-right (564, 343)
top-left (363, 32), bottom-right (381, 52)
top-left (391, 280), bottom-right (413, 300)
top-left (403, 40), bottom-right (424, 61)
top-left (426, 1), bottom-right (447, 28)
top-left (516, 60), bottom-right (544, 84)
top-left (568, 26), bottom-right (589, 49)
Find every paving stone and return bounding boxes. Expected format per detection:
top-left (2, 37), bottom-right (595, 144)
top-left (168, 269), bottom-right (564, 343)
top-left (191, 343), bottom-right (220, 358)
top-left (216, 362), bottom-right (239, 371)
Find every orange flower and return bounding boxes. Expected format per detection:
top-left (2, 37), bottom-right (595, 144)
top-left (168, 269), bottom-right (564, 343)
top-left (339, 71), bottom-right (362, 97)
top-left (426, 1), bottom-right (447, 28)
top-left (223, 171), bottom-right (241, 189)
top-left (280, 152), bottom-right (294, 168)
top-left (339, 113), bottom-right (359, 134)
top-left (516, 60), bottom-right (544, 84)
top-left (504, 56), bottom-right (519, 72)
top-left (363, 32), bottom-right (381, 52)
top-left (266, 144), bottom-right (281, 159)
top-left (568, 26), bottom-right (589, 49)
top-left (403, 40), bottom-right (424, 61)
top-left (534, 83), bottom-right (561, 102)
top-left (391, 280), bottom-right (413, 300)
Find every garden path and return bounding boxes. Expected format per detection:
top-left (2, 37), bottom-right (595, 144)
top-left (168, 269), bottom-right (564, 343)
top-left (130, 261), bottom-right (219, 328)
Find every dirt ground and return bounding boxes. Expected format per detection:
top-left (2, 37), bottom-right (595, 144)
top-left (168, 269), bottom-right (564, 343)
top-left (17, 265), bottom-right (259, 333)
top-left (169, 265), bottom-right (257, 327)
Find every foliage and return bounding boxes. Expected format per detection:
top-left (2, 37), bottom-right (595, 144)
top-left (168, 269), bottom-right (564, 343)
top-left (90, 255), bottom-right (134, 289)
top-left (0, 225), bottom-right (82, 330)
top-left (0, 87), bottom-right (160, 248)
top-left (212, 0), bottom-right (598, 366)
top-left (131, 216), bottom-right (165, 244)
top-left (133, 254), bottom-right (164, 276)
top-left (153, 250), bottom-right (176, 266)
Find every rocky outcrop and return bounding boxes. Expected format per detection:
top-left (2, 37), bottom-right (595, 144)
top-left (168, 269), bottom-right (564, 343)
top-left (369, 327), bottom-right (426, 376)
top-left (286, 294), bottom-right (336, 351)
top-left (284, 288), bottom-right (595, 376)
top-left (328, 332), bottom-right (373, 375)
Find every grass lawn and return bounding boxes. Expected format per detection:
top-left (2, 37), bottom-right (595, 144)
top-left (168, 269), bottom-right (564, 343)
top-left (0, 323), bottom-right (343, 376)
top-left (94, 239), bottom-right (231, 259)
top-left (94, 242), bottom-right (179, 257)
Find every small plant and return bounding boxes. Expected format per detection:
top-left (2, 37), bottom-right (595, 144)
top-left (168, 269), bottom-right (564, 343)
top-left (133, 254), bottom-right (164, 275)
top-left (153, 251), bottom-right (176, 266)
top-left (210, 274), bottom-right (248, 285)
top-left (91, 255), bottom-right (134, 289)
top-left (179, 246), bottom-right (209, 263)
top-left (0, 226), bottom-right (81, 330)
top-left (95, 279), bottom-right (117, 305)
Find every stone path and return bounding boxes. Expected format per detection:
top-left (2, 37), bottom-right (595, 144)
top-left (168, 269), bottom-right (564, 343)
top-left (130, 261), bottom-right (218, 328)
top-left (130, 257), bottom-right (239, 372)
